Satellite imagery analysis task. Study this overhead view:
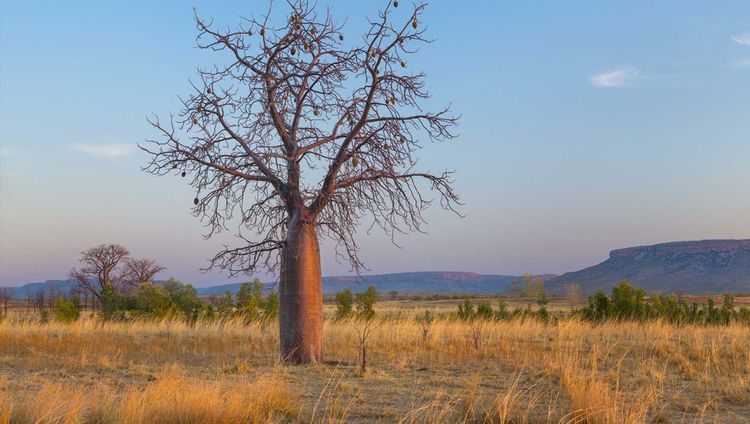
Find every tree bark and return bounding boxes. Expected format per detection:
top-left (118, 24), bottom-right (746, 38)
top-left (279, 214), bottom-right (323, 364)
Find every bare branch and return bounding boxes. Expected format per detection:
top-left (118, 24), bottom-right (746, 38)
top-left (70, 244), bottom-right (130, 299)
top-left (142, 0), bottom-right (460, 275)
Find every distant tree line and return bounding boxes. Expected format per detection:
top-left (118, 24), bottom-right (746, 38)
top-left (96, 277), bottom-right (278, 324)
top-left (2, 243), bottom-right (280, 325)
top-left (6, 244), bottom-right (749, 328)
top-left (579, 281), bottom-right (750, 325)
top-left (452, 280), bottom-right (750, 326)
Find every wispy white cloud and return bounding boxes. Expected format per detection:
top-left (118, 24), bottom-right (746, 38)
top-left (588, 66), bottom-right (639, 88)
top-left (732, 58), bottom-right (750, 68)
top-left (731, 32), bottom-right (750, 46)
top-left (68, 143), bottom-right (135, 158)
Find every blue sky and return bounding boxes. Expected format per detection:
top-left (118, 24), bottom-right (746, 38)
top-left (1, 1), bottom-right (749, 286)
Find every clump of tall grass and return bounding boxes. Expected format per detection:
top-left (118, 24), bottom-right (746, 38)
top-left (0, 366), bottom-right (297, 424)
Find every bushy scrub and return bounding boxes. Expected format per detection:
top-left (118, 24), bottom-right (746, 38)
top-left (334, 286), bottom-right (378, 320)
top-left (96, 278), bottom-right (234, 323)
top-left (356, 286), bottom-right (378, 320)
top-left (130, 282), bottom-right (172, 318)
top-left (54, 297), bottom-right (81, 323)
top-left (100, 284), bottom-right (128, 321)
top-left (235, 279), bottom-right (279, 323)
top-left (579, 280), bottom-right (750, 325)
top-left (456, 298), bottom-right (549, 322)
top-left (335, 288), bottom-right (354, 319)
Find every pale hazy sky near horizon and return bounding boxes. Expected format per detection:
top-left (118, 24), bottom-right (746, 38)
top-left (1, 1), bottom-right (750, 287)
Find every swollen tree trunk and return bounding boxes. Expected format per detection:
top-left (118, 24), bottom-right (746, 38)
top-left (279, 213), bottom-right (324, 364)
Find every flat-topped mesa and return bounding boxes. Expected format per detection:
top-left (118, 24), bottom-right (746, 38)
top-left (610, 239), bottom-right (750, 260)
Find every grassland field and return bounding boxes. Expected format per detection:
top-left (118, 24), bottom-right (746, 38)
top-left (1, 296), bottom-right (749, 423)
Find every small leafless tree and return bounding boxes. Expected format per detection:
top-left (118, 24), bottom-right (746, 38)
top-left (418, 309), bottom-right (434, 343)
top-left (564, 282), bottom-right (583, 310)
top-left (33, 289), bottom-right (46, 312)
top-left (142, 1), bottom-right (459, 363)
top-left (47, 284), bottom-right (61, 310)
top-left (70, 244), bottom-right (130, 299)
top-left (0, 286), bottom-right (11, 315)
top-left (469, 320), bottom-right (484, 350)
top-left (120, 258), bottom-right (166, 287)
top-left (69, 285), bottom-right (82, 307)
top-left (523, 273), bottom-right (547, 307)
top-left (356, 316), bottom-right (381, 374)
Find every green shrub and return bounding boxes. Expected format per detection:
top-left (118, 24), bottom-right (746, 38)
top-left (457, 299), bottom-right (499, 321)
top-left (355, 286), bottom-right (378, 319)
top-left (216, 291), bottom-right (235, 319)
top-left (163, 278), bottom-right (202, 317)
top-left (237, 279), bottom-right (264, 308)
top-left (54, 297), bottom-right (81, 323)
top-left (457, 299), bottom-right (475, 320)
top-left (476, 300), bottom-right (493, 319)
top-left (262, 289), bottom-right (279, 320)
top-left (99, 284), bottom-right (127, 321)
top-left (236, 280), bottom-right (278, 323)
top-left (495, 300), bottom-right (510, 319)
top-left (131, 282), bottom-right (171, 318)
top-left (335, 288), bottom-right (354, 319)
top-left (610, 281), bottom-right (646, 319)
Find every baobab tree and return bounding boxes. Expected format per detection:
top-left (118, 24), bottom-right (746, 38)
top-left (70, 244), bottom-right (130, 299)
top-left (142, 0), bottom-right (459, 363)
top-left (121, 258), bottom-right (166, 287)
top-left (71, 245), bottom-right (165, 298)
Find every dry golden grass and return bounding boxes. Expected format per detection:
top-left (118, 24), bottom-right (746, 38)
top-left (1, 304), bottom-right (749, 423)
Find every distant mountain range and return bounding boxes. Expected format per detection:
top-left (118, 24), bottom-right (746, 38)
top-left (199, 272), bottom-right (558, 295)
top-left (547, 239), bottom-right (750, 294)
top-left (7, 239), bottom-right (750, 298)
top-left (6, 280), bottom-right (80, 299)
top-left (5, 272), bottom-right (557, 299)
